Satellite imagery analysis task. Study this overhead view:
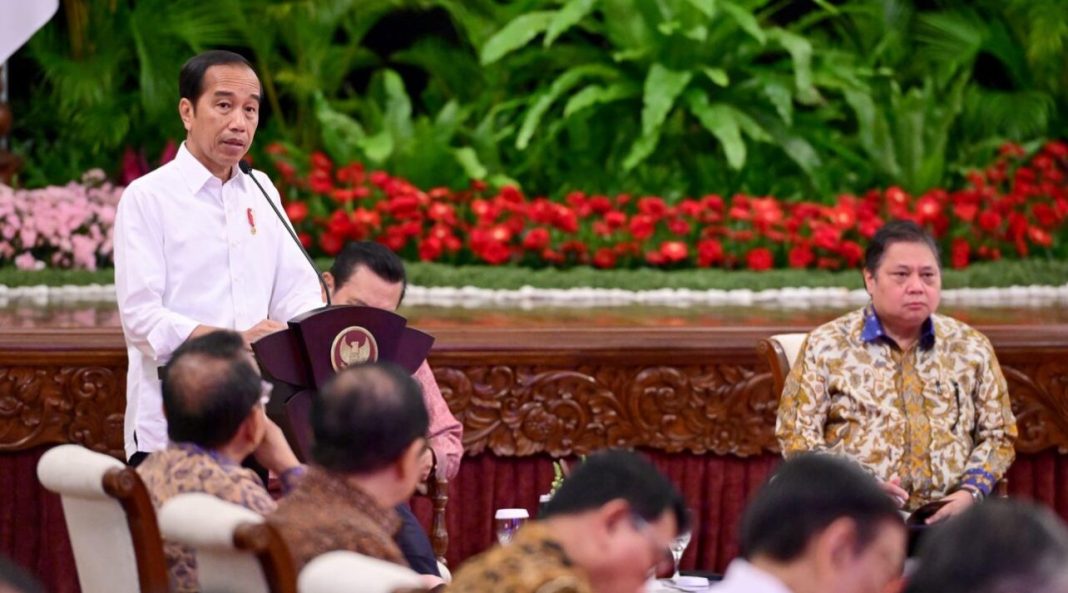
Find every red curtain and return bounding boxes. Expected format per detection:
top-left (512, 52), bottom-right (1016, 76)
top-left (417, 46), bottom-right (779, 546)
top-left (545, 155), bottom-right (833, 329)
top-left (6, 447), bottom-right (1066, 593)
top-left (411, 451), bottom-right (781, 572)
top-left (0, 446), bottom-right (79, 593)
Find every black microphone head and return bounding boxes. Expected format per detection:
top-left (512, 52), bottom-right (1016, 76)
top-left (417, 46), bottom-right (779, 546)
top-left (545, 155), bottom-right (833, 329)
top-left (238, 160), bottom-right (253, 175)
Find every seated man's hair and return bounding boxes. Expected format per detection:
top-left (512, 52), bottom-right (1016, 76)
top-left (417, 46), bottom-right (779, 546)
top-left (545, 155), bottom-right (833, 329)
top-left (905, 500), bottom-right (1068, 593)
top-left (739, 453), bottom-right (901, 562)
top-left (541, 449), bottom-right (690, 533)
top-left (330, 241), bottom-right (407, 302)
top-left (311, 362), bottom-right (428, 473)
top-left (864, 219), bottom-right (941, 273)
top-left (162, 330), bottom-right (262, 449)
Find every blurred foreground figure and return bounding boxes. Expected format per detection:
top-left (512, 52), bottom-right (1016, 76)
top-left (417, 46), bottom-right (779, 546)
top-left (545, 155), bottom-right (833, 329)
top-left (449, 450), bottom-right (689, 593)
top-left (711, 454), bottom-right (906, 593)
top-left (905, 500), bottom-right (1068, 593)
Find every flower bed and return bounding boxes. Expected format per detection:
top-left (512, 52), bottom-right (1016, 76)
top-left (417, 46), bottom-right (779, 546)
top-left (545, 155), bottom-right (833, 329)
top-left (1, 143), bottom-right (1065, 273)
top-left (0, 171), bottom-right (120, 271)
top-left (271, 141), bottom-right (1068, 271)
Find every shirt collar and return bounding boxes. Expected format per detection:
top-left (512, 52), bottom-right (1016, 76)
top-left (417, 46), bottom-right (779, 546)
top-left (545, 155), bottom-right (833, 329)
top-left (861, 304), bottom-right (935, 350)
top-left (171, 440), bottom-right (241, 468)
top-left (173, 141), bottom-right (246, 195)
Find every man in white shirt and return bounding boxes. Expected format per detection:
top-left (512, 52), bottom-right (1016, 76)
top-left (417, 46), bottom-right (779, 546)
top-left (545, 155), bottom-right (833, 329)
top-left (114, 50), bottom-right (323, 463)
top-left (711, 454), bottom-right (906, 593)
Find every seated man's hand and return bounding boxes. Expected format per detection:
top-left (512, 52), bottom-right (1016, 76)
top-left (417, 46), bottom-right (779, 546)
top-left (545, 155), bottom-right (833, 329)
top-left (253, 416), bottom-right (301, 475)
top-left (414, 446), bottom-right (434, 496)
top-left (926, 489), bottom-right (975, 524)
top-left (880, 475), bottom-right (909, 508)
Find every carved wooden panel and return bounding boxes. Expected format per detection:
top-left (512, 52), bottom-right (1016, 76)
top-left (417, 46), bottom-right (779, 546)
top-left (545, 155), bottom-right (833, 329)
top-left (1, 326), bottom-right (1067, 461)
top-left (0, 365), bottom-right (125, 457)
top-left (437, 362), bottom-right (779, 458)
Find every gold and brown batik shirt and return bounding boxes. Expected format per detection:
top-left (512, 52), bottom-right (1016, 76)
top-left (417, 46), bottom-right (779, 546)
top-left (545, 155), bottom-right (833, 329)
top-left (137, 442), bottom-right (287, 593)
top-left (448, 522), bottom-right (594, 593)
top-left (268, 466), bottom-right (406, 571)
top-left (775, 306), bottom-right (1017, 510)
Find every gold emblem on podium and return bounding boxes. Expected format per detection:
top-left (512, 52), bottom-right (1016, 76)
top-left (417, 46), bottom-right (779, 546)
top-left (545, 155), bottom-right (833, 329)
top-left (330, 326), bottom-right (379, 371)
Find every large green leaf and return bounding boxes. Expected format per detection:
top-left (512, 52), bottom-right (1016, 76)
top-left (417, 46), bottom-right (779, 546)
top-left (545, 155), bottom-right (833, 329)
top-left (685, 92), bottom-right (746, 169)
top-left (545, 0), bottom-right (599, 47)
top-left (517, 64), bottom-right (618, 149)
top-left (563, 81), bottom-right (640, 117)
top-left (480, 11), bottom-right (556, 65)
top-left (719, 0), bottom-right (765, 45)
top-left (313, 92), bottom-right (365, 164)
top-left (768, 28), bottom-right (819, 105)
top-left (640, 64), bottom-right (693, 136)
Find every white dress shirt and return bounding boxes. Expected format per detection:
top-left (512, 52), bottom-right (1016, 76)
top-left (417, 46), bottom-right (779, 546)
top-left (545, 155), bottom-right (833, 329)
top-left (709, 559), bottom-right (794, 593)
top-left (114, 143), bottom-right (323, 458)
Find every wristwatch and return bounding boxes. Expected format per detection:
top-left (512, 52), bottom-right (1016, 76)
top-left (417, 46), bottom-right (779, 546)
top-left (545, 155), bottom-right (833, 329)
top-left (960, 485), bottom-right (984, 503)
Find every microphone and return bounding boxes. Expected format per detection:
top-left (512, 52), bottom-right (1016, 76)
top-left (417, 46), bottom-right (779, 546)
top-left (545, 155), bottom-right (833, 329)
top-left (239, 160), bottom-right (332, 307)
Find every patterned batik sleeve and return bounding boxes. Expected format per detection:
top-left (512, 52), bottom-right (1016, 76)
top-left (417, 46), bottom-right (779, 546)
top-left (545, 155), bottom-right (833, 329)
top-left (775, 336), bottom-right (832, 457)
top-left (960, 338), bottom-right (1018, 496)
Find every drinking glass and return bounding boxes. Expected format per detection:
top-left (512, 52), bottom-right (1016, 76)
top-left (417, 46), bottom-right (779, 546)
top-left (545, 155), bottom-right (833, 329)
top-left (494, 508), bottom-right (529, 545)
top-left (670, 529), bottom-right (692, 579)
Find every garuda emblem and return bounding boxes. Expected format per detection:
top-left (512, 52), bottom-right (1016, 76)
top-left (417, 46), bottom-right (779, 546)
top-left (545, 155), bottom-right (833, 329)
top-left (329, 326), bottom-right (379, 371)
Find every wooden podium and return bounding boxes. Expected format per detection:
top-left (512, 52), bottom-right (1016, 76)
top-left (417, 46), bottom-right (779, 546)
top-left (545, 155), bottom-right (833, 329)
top-left (252, 305), bottom-right (434, 461)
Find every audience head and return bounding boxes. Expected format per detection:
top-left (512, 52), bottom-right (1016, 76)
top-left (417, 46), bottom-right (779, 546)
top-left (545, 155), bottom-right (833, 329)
top-left (178, 50), bottom-right (261, 178)
top-left (326, 241), bottom-right (407, 310)
top-left (540, 449), bottom-right (689, 593)
top-left (162, 330), bottom-right (266, 451)
top-left (863, 220), bottom-right (942, 331)
top-left (311, 362), bottom-right (428, 501)
top-left (740, 454), bottom-right (905, 593)
top-left (905, 499), bottom-right (1068, 593)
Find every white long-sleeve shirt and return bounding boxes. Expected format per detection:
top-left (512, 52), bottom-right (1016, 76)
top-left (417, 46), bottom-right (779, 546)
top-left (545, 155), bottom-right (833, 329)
top-left (115, 143), bottom-right (323, 458)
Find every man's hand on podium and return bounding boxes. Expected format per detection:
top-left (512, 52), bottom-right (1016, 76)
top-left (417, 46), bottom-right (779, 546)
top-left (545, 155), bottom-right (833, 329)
top-left (242, 319), bottom-right (287, 349)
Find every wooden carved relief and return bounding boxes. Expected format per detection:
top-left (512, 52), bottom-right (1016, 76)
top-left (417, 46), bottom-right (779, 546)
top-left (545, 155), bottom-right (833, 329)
top-left (0, 365), bottom-right (125, 457)
top-left (1003, 361), bottom-right (1068, 454)
top-left (435, 363), bottom-right (779, 458)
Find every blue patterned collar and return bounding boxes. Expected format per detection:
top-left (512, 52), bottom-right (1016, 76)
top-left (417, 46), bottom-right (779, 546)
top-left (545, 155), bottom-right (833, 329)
top-left (861, 305), bottom-right (935, 350)
top-left (172, 441), bottom-right (241, 468)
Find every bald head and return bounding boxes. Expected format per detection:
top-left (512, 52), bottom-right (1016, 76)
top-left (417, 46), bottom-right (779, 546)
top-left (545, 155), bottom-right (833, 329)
top-left (311, 362), bottom-right (428, 474)
top-left (162, 331), bottom-right (262, 448)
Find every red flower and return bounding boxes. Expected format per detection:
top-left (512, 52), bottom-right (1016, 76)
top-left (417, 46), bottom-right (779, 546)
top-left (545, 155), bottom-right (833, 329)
top-left (310, 152), bottom-right (333, 172)
top-left (419, 237), bottom-right (443, 261)
top-left (629, 214), bottom-right (656, 240)
top-left (952, 203), bottom-right (978, 223)
top-left (1028, 226), bottom-right (1053, 247)
top-left (660, 241), bottom-right (688, 263)
top-left (697, 239), bottom-right (723, 267)
top-left (638, 196), bottom-right (668, 219)
top-left (523, 228), bottom-right (551, 250)
top-left (950, 238), bottom-right (970, 269)
top-left (1032, 204), bottom-right (1059, 228)
top-left (813, 225), bottom-right (841, 251)
top-left (839, 241), bottom-right (864, 267)
top-left (498, 185), bottom-right (524, 204)
top-left (327, 210), bottom-right (355, 238)
top-left (978, 211), bottom-right (1002, 233)
top-left (336, 163), bottom-right (365, 185)
top-left (604, 211), bottom-right (627, 230)
top-left (298, 232), bottom-right (312, 249)
top-left (309, 169), bottom-right (333, 194)
top-left (589, 195), bottom-right (612, 214)
top-left (285, 201), bottom-right (308, 225)
top-left (788, 244), bottom-right (814, 269)
top-left (667, 218), bottom-right (692, 236)
top-left (746, 247), bottom-right (774, 271)
top-left (592, 248), bottom-right (616, 269)
top-left (319, 231), bottom-right (343, 256)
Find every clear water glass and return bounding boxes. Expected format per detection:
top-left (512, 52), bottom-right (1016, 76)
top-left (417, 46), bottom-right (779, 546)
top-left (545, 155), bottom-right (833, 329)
top-left (670, 530), bottom-right (692, 579)
top-left (494, 508), bottom-right (529, 544)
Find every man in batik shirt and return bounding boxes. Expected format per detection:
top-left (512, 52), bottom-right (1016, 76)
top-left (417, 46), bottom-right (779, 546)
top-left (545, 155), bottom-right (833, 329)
top-left (137, 331), bottom-right (305, 593)
top-left (269, 362), bottom-right (443, 592)
top-left (776, 220), bottom-right (1017, 524)
top-left (449, 450), bottom-right (687, 593)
